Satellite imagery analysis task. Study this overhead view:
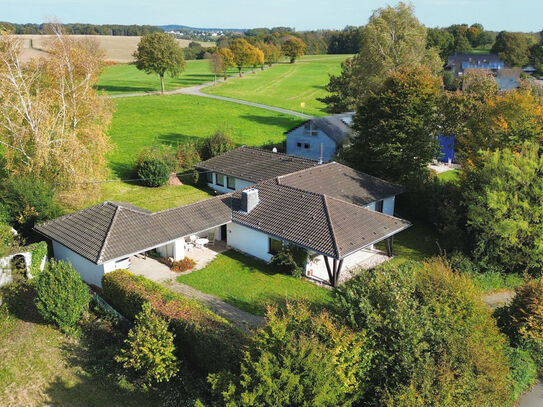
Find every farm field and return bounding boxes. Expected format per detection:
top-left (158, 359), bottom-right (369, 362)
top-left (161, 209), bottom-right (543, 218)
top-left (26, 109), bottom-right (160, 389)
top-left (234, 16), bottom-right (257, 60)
top-left (97, 61), bottom-right (252, 94)
top-left (203, 54), bottom-right (350, 117)
top-left (16, 34), bottom-right (213, 63)
top-left (107, 94), bottom-right (303, 177)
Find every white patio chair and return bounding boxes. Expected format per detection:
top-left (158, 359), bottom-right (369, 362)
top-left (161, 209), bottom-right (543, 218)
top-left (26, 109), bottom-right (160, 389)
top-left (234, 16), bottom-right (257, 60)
top-left (189, 235), bottom-right (197, 243)
top-left (185, 242), bottom-right (194, 252)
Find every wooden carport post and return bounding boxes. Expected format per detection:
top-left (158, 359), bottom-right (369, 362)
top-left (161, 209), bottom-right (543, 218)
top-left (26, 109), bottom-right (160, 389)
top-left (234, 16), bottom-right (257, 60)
top-left (324, 257), bottom-right (344, 288)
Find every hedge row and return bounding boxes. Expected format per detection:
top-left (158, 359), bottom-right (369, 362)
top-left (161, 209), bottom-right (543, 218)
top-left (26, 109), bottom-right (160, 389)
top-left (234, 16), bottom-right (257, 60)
top-left (102, 269), bottom-right (245, 374)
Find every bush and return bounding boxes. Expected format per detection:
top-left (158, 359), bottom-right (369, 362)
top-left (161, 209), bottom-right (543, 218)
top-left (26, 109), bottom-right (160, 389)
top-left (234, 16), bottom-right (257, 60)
top-left (508, 346), bottom-right (538, 402)
top-left (333, 258), bottom-right (512, 406)
top-left (29, 241), bottom-right (48, 277)
top-left (209, 303), bottom-right (369, 406)
top-left (102, 270), bottom-right (245, 374)
top-left (170, 258), bottom-right (196, 273)
top-left (136, 157), bottom-right (170, 187)
top-left (175, 143), bottom-right (201, 171)
top-left (269, 244), bottom-right (307, 278)
top-left (34, 260), bottom-right (90, 331)
top-left (198, 130), bottom-right (235, 161)
top-left (116, 302), bottom-right (178, 387)
top-left (0, 176), bottom-right (63, 239)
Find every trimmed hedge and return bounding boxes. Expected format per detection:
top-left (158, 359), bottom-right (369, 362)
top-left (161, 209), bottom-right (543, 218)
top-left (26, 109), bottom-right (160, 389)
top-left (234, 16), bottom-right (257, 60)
top-left (29, 241), bottom-right (48, 277)
top-left (102, 270), bottom-right (245, 374)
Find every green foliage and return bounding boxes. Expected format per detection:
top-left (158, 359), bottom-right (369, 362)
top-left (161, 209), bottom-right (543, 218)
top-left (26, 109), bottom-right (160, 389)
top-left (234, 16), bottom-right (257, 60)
top-left (462, 143), bottom-right (543, 276)
top-left (116, 302), bottom-right (178, 387)
top-left (175, 142), bottom-right (201, 171)
top-left (321, 2), bottom-right (442, 112)
top-left (209, 303), bottom-right (369, 406)
top-left (491, 31), bottom-right (532, 67)
top-left (29, 241), bottom-right (48, 277)
top-left (34, 260), bottom-right (90, 332)
top-left (136, 157), bottom-right (170, 187)
top-left (508, 346), bottom-right (539, 402)
top-left (333, 258), bottom-right (512, 406)
top-left (426, 28), bottom-right (455, 61)
top-left (281, 37), bottom-right (306, 63)
top-left (102, 269), bottom-right (244, 374)
top-left (133, 32), bottom-right (186, 93)
top-left (343, 66), bottom-right (441, 182)
top-left (269, 244), bottom-right (308, 278)
top-left (0, 176), bottom-right (63, 239)
top-left (197, 130), bottom-right (236, 161)
top-left (229, 38), bottom-right (254, 74)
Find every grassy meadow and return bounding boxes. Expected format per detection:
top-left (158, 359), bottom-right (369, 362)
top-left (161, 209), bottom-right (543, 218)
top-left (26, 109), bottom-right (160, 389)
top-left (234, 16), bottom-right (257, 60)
top-left (97, 61), bottom-right (253, 94)
top-left (203, 54), bottom-right (349, 116)
top-left (107, 94), bottom-right (302, 177)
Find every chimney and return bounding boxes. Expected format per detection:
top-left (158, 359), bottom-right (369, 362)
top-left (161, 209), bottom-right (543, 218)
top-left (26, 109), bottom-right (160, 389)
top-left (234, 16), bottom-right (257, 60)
top-left (241, 189), bottom-right (259, 213)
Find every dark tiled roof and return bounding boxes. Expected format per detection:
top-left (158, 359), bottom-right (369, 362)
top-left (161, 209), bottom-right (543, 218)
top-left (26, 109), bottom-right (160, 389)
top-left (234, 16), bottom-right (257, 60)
top-left (231, 180), bottom-right (410, 258)
top-left (35, 198), bottom-right (232, 264)
top-left (286, 113), bottom-right (355, 145)
top-left (195, 146), bottom-right (318, 182)
top-left (278, 162), bottom-right (403, 206)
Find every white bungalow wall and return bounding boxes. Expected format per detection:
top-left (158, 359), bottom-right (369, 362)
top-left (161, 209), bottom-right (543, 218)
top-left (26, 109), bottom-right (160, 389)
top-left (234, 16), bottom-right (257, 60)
top-left (205, 172), bottom-right (254, 193)
top-left (365, 196), bottom-right (395, 216)
top-left (227, 222), bottom-right (274, 262)
top-left (52, 241), bottom-right (111, 287)
top-left (156, 237), bottom-right (185, 261)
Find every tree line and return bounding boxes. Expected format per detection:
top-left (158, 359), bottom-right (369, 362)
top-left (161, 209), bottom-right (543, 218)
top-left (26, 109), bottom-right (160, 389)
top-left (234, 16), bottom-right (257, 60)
top-left (0, 22), bottom-right (163, 36)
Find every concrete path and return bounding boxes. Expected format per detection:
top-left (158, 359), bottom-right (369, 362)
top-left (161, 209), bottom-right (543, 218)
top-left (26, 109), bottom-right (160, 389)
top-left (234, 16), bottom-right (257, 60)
top-left (130, 255), bottom-right (264, 333)
top-left (107, 70), bottom-right (313, 119)
top-left (519, 378), bottom-right (543, 407)
top-left (481, 290), bottom-right (515, 310)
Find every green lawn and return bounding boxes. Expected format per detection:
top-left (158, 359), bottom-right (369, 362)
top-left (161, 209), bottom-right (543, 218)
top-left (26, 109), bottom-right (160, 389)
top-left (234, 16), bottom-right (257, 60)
top-left (97, 60), bottom-right (253, 95)
top-left (377, 221), bottom-right (441, 263)
top-left (203, 55), bottom-right (350, 117)
top-left (437, 169), bottom-right (460, 183)
top-left (177, 250), bottom-right (333, 316)
top-left (107, 94), bottom-right (302, 177)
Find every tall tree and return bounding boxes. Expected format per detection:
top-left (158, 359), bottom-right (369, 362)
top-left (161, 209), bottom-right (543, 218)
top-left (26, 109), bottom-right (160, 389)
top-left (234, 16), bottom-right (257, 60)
top-left (216, 47), bottom-right (235, 79)
top-left (133, 32), bottom-right (186, 93)
top-left (209, 52), bottom-right (223, 84)
top-left (426, 28), bottom-right (455, 61)
top-left (320, 2), bottom-right (442, 113)
top-left (0, 26), bottom-right (112, 202)
top-left (342, 66), bottom-right (442, 182)
top-left (229, 37), bottom-right (254, 76)
top-left (281, 36), bottom-right (306, 63)
top-left (249, 46), bottom-right (265, 71)
top-left (491, 31), bottom-right (532, 67)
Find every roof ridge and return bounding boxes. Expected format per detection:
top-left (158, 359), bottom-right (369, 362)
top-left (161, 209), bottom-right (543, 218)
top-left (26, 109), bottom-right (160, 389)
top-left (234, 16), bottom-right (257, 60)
top-left (322, 195), bottom-right (340, 259)
top-left (268, 178), bottom-right (326, 199)
top-left (96, 203), bottom-right (121, 263)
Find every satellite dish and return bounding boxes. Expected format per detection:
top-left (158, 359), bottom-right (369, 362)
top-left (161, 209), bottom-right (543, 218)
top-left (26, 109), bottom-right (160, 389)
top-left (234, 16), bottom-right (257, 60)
top-left (272, 147), bottom-right (278, 153)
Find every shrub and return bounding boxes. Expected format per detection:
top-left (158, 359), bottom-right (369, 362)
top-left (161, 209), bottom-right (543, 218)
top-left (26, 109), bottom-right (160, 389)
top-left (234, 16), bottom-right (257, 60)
top-left (198, 130), bottom-right (235, 161)
top-left (136, 157), bottom-right (170, 187)
top-left (269, 244), bottom-right (307, 278)
top-left (209, 303), bottom-right (369, 406)
top-left (170, 258), bottom-right (196, 273)
top-left (508, 346), bottom-right (538, 402)
top-left (102, 270), bottom-right (244, 374)
top-left (333, 258), bottom-right (512, 406)
top-left (175, 142), bottom-right (201, 171)
top-left (34, 260), bottom-right (90, 331)
top-left (29, 241), bottom-right (48, 277)
top-left (116, 302), bottom-right (178, 386)
top-left (0, 176), bottom-right (63, 239)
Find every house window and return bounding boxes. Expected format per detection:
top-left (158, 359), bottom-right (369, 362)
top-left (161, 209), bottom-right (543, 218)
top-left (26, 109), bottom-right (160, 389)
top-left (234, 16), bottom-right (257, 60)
top-left (227, 176), bottom-right (235, 190)
top-left (296, 142), bottom-right (302, 148)
top-left (304, 122), bottom-right (318, 136)
top-left (216, 173), bottom-right (224, 186)
top-left (269, 237), bottom-right (283, 255)
top-left (206, 172), bottom-right (213, 183)
top-left (375, 200), bottom-right (384, 213)
top-left (304, 143), bottom-right (310, 149)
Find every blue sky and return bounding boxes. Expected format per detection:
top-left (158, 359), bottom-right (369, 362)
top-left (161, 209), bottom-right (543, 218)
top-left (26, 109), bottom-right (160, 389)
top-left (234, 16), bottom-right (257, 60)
top-left (2, 0), bottom-right (542, 32)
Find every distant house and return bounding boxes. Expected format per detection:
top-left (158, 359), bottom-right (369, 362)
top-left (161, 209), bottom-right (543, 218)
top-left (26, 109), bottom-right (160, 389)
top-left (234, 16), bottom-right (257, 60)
top-left (285, 113), bottom-right (354, 162)
top-left (36, 148), bottom-right (410, 288)
top-left (446, 53), bottom-right (505, 77)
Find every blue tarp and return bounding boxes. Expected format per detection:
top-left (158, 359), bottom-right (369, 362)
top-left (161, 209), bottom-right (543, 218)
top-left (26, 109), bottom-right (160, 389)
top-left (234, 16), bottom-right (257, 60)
top-left (438, 135), bottom-right (455, 163)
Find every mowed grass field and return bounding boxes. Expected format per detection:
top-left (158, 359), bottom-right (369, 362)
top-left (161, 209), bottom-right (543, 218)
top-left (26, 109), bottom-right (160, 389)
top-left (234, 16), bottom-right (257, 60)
top-left (203, 54), bottom-right (350, 117)
top-left (107, 94), bottom-right (303, 177)
top-left (97, 61), bottom-right (253, 94)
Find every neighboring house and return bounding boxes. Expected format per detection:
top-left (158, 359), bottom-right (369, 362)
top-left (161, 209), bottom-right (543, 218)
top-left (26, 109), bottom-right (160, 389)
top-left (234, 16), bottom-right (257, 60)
top-left (36, 150), bottom-right (410, 288)
top-left (285, 113), bottom-right (354, 162)
top-left (195, 146), bottom-right (318, 194)
top-left (446, 53), bottom-right (505, 77)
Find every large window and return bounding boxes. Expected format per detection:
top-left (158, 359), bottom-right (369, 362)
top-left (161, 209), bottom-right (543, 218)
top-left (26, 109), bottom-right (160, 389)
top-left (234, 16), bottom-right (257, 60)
top-left (216, 173), bottom-right (224, 186)
top-left (206, 172), bottom-right (213, 183)
top-left (227, 176), bottom-right (235, 190)
top-left (269, 237), bottom-right (283, 255)
top-left (304, 122), bottom-right (318, 137)
top-left (375, 200), bottom-right (384, 213)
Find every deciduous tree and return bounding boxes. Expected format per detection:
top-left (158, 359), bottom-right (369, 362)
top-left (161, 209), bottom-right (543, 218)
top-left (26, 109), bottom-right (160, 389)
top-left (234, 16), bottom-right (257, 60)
top-left (321, 2), bottom-right (442, 112)
top-left (281, 36), bottom-right (306, 63)
top-left (342, 66), bottom-right (442, 182)
top-left (229, 37), bottom-right (254, 76)
top-left (491, 31), bottom-right (532, 67)
top-left (133, 32), bottom-right (186, 93)
top-left (0, 26), bottom-right (112, 203)
top-left (216, 47), bottom-right (234, 79)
